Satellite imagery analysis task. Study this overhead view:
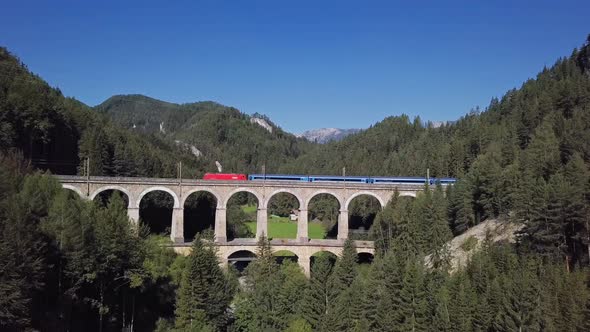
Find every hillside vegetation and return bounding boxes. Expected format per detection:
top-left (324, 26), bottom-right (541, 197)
top-left (97, 95), bottom-right (313, 174)
top-left (1, 35), bottom-right (590, 331)
top-left (0, 47), bottom-right (207, 177)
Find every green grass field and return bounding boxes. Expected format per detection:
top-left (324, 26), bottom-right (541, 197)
top-left (241, 204), bottom-right (257, 214)
top-left (245, 220), bottom-right (326, 239)
top-left (240, 205), bottom-right (326, 239)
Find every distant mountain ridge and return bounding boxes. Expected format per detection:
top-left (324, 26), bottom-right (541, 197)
top-left (297, 128), bottom-right (361, 143)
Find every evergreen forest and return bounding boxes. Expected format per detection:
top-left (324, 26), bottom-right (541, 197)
top-left (1, 35), bottom-right (590, 331)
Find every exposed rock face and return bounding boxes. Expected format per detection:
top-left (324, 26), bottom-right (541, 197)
top-left (297, 128), bottom-right (360, 143)
top-left (426, 219), bottom-right (524, 272)
top-left (250, 117), bottom-right (273, 133)
top-left (174, 140), bottom-right (202, 158)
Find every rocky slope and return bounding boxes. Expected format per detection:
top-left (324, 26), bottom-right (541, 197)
top-left (297, 128), bottom-right (361, 143)
top-left (426, 219), bottom-right (525, 272)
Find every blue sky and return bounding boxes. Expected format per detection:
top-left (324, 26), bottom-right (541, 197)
top-left (1, 1), bottom-right (589, 133)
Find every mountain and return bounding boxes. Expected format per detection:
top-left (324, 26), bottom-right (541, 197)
top-left (280, 39), bottom-right (590, 180)
top-left (95, 95), bottom-right (314, 174)
top-left (0, 49), bottom-right (223, 177)
top-left (297, 128), bottom-right (361, 143)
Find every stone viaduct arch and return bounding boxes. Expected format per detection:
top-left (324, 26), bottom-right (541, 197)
top-left (344, 191), bottom-right (386, 240)
top-left (137, 186), bottom-right (180, 209)
top-left (223, 187), bottom-right (263, 208)
top-left (90, 185), bottom-right (134, 207)
top-left (56, 175), bottom-right (434, 244)
top-left (263, 188), bottom-right (303, 209)
top-left (216, 242), bottom-right (375, 277)
top-left (183, 188), bottom-right (222, 208)
top-left (344, 191), bottom-right (386, 210)
top-left (62, 184), bottom-right (85, 199)
top-left (55, 175), bottom-right (445, 275)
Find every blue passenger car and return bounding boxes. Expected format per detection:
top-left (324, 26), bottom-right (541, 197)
top-left (248, 174), bottom-right (309, 181)
top-left (308, 175), bottom-right (371, 183)
top-left (371, 176), bottom-right (429, 184)
top-left (432, 177), bottom-right (457, 185)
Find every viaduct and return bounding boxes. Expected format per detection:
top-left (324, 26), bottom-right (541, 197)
top-left (57, 175), bottom-right (429, 276)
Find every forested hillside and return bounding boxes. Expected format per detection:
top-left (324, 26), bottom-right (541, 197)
top-left (281, 45), bottom-right (590, 179)
top-left (0, 49), bottom-right (312, 178)
top-left (97, 95), bottom-right (313, 174)
top-left (283, 36), bottom-right (590, 267)
top-left (0, 47), bottom-right (209, 177)
top-left (1, 35), bottom-right (590, 332)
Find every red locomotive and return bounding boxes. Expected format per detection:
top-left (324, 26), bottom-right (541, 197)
top-left (203, 173), bottom-right (247, 180)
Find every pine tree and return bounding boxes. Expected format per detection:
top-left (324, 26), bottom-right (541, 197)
top-left (322, 239), bottom-right (358, 332)
top-left (523, 120), bottom-right (561, 180)
top-left (399, 259), bottom-right (428, 332)
top-left (496, 261), bottom-right (541, 331)
top-left (234, 235), bottom-right (282, 331)
top-left (0, 194), bottom-right (48, 329)
top-left (175, 235), bottom-right (233, 330)
top-left (428, 185), bottom-right (453, 270)
top-left (275, 260), bottom-right (307, 329)
top-left (300, 254), bottom-right (333, 330)
top-left (448, 179), bottom-right (475, 235)
top-left (430, 285), bottom-right (452, 332)
top-left (359, 257), bottom-right (384, 331)
top-left (448, 272), bottom-right (476, 332)
top-left (328, 238), bottom-right (357, 300)
top-left (370, 191), bottom-right (399, 254)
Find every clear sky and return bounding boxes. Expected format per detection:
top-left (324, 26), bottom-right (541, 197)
top-left (1, 1), bottom-right (589, 133)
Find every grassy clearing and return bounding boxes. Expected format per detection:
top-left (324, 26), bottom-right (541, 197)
top-left (242, 204), bottom-right (257, 214)
top-left (245, 221), bottom-right (326, 239)
top-left (240, 205), bottom-right (326, 239)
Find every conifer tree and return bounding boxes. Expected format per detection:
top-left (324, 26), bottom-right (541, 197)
top-left (448, 272), bottom-right (476, 332)
top-left (328, 238), bottom-right (357, 300)
top-left (300, 254), bottom-right (333, 330)
top-left (175, 235), bottom-right (233, 330)
top-left (234, 235), bottom-right (282, 331)
top-left (428, 184), bottom-right (453, 270)
top-left (322, 239), bottom-right (358, 332)
top-left (523, 120), bottom-right (561, 180)
top-left (496, 261), bottom-right (541, 331)
top-left (448, 179), bottom-right (475, 234)
top-left (0, 191), bottom-right (48, 329)
top-left (275, 260), bottom-right (307, 329)
top-left (399, 259), bottom-right (428, 332)
top-left (430, 285), bottom-right (452, 332)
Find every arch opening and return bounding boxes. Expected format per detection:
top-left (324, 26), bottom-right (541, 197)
top-left (184, 191), bottom-right (217, 242)
top-left (310, 251), bottom-right (338, 275)
top-left (226, 191), bottom-right (258, 241)
top-left (62, 185), bottom-right (84, 198)
top-left (267, 192), bottom-right (300, 239)
top-left (348, 195), bottom-right (382, 240)
top-left (92, 189), bottom-right (130, 209)
top-left (228, 250), bottom-right (257, 274)
top-left (307, 193), bottom-right (340, 240)
top-left (139, 190), bottom-right (174, 237)
top-left (273, 250), bottom-right (299, 265)
top-left (357, 252), bottom-right (375, 264)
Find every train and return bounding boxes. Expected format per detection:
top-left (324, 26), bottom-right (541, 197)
top-left (203, 173), bottom-right (456, 185)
